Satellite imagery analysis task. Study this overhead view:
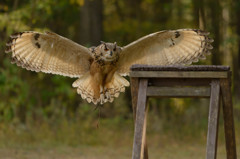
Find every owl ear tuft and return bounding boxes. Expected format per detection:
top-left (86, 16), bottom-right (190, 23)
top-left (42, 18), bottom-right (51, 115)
top-left (100, 41), bottom-right (105, 44)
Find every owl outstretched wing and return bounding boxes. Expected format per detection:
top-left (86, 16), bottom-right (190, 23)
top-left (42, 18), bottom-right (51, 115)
top-left (5, 31), bottom-right (93, 78)
top-left (117, 29), bottom-right (213, 75)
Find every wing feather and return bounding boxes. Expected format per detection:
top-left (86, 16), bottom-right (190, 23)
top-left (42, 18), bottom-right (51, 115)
top-left (6, 31), bottom-right (93, 77)
top-left (117, 29), bottom-right (213, 75)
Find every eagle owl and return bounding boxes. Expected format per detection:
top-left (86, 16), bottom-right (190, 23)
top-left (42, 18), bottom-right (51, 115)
top-left (5, 29), bottom-right (213, 105)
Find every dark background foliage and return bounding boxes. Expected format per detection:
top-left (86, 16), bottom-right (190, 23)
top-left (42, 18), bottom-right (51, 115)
top-left (0, 0), bottom-right (239, 158)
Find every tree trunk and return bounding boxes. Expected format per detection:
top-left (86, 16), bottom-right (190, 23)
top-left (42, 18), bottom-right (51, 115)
top-left (208, 0), bottom-right (222, 65)
top-left (79, 0), bottom-right (103, 46)
top-left (192, 0), bottom-right (205, 29)
top-left (221, 1), bottom-right (231, 66)
top-left (234, 0), bottom-right (240, 99)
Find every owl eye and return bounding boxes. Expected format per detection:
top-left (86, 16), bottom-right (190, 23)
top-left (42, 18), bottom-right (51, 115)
top-left (113, 48), bottom-right (116, 51)
top-left (104, 48), bottom-right (109, 51)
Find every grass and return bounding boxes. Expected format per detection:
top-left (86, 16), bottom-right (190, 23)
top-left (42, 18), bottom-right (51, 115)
top-left (0, 116), bottom-right (239, 159)
top-left (0, 134), bottom-right (238, 159)
top-left (0, 100), bottom-right (239, 159)
top-left (0, 144), bottom-right (231, 159)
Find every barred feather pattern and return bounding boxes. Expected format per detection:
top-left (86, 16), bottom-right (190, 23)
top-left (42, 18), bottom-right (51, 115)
top-left (117, 29), bottom-right (214, 75)
top-left (5, 29), bottom-right (213, 105)
top-left (72, 73), bottom-right (129, 104)
top-left (5, 31), bottom-right (92, 77)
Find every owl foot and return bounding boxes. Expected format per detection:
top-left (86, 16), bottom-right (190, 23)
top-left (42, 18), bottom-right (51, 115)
top-left (99, 85), bottom-right (105, 104)
top-left (99, 92), bottom-right (105, 105)
top-left (103, 86), bottom-right (110, 102)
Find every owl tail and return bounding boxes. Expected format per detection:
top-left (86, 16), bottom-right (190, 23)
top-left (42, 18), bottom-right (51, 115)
top-left (102, 73), bottom-right (130, 104)
top-left (72, 72), bottom-right (130, 105)
top-left (72, 72), bottom-right (97, 104)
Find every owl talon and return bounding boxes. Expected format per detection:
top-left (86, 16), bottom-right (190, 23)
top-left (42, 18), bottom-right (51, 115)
top-left (100, 92), bottom-right (105, 104)
top-left (105, 91), bottom-right (111, 100)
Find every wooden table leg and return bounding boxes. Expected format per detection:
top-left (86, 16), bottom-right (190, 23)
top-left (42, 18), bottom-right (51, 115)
top-left (132, 79), bottom-right (148, 159)
top-left (220, 78), bottom-right (237, 159)
top-left (131, 77), bottom-right (139, 121)
top-left (131, 77), bottom-right (149, 159)
top-left (206, 80), bottom-right (220, 159)
top-left (142, 103), bottom-right (149, 159)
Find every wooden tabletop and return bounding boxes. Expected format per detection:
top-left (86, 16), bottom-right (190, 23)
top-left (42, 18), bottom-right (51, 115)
top-left (130, 65), bottom-right (230, 71)
top-left (130, 65), bottom-right (231, 78)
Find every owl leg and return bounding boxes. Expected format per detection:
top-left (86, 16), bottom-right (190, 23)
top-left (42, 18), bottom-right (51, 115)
top-left (99, 85), bottom-right (105, 104)
top-left (104, 86), bottom-right (111, 102)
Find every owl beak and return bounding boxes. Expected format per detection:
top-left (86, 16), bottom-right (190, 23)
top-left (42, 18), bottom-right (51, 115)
top-left (110, 51), bottom-right (113, 56)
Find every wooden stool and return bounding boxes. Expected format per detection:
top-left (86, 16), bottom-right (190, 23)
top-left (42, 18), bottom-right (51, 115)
top-left (130, 65), bottom-right (237, 159)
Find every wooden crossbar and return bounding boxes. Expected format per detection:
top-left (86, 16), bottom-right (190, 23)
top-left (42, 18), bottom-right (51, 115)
top-left (147, 86), bottom-right (211, 98)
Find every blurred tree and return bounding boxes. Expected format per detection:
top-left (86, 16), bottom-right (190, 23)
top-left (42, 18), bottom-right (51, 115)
top-left (79, 0), bottom-right (103, 46)
top-left (192, 0), bottom-right (205, 29)
top-left (234, 0), bottom-right (240, 99)
top-left (208, 0), bottom-right (222, 65)
top-left (0, 0), bottom-right (239, 126)
top-left (153, 0), bottom-right (173, 24)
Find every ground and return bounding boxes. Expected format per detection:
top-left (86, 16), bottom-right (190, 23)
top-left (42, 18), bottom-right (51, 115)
top-left (0, 140), bottom-right (237, 159)
top-left (0, 126), bottom-right (239, 159)
top-left (0, 109), bottom-right (239, 159)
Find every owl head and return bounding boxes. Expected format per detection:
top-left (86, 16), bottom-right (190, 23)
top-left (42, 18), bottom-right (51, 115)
top-left (98, 41), bottom-right (121, 62)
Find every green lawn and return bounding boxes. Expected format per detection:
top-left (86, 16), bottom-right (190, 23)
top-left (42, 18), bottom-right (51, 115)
top-left (0, 139), bottom-right (238, 159)
top-left (0, 121), bottom-right (239, 159)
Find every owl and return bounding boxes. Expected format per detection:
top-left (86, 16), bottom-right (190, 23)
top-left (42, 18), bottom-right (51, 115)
top-left (5, 29), bottom-right (213, 105)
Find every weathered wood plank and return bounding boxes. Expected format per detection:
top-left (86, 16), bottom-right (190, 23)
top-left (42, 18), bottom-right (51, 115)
top-left (132, 79), bottom-right (148, 159)
top-left (130, 67), bottom-right (236, 159)
top-left (147, 86), bottom-right (211, 98)
top-left (131, 77), bottom-right (139, 121)
top-left (149, 78), bottom-right (211, 87)
top-left (220, 78), bottom-right (237, 159)
top-left (142, 103), bottom-right (149, 159)
top-left (131, 77), bottom-right (149, 159)
top-left (206, 80), bottom-right (220, 159)
top-left (143, 140), bottom-right (148, 159)
top-left (130, 65), bottom-right (230, 72)
top-left (130, 71), bottom-right (228, 78)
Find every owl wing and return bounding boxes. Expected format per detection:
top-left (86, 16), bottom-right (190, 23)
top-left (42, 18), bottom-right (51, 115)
top-left (117, 29), bottom-right (213, 75)
top-left (5, 31), bottom-right (93, 78)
